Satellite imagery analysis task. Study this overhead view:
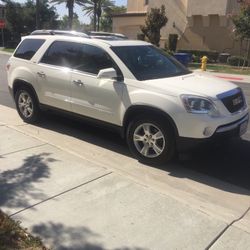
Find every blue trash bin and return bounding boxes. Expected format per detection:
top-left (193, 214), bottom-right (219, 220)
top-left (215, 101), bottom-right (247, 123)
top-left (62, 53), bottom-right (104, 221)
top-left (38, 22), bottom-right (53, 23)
top-left (174, 53), bottom-right (192, 67)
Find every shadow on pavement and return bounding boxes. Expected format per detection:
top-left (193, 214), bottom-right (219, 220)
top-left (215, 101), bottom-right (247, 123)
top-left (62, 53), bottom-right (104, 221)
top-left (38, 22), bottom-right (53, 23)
top-left (32, 222), bottom-right (148, 250)
top-left (36, 112), bottom-right (250, 194)
top-left (0, 153), bottom-right (55, 211)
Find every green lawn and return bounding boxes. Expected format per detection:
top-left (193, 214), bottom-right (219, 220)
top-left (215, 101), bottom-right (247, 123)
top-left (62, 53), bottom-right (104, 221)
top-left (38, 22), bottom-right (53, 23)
top-left (189, 63), bottom-right (250, 75)
top-left (1, 48), bottom-right (15, 53)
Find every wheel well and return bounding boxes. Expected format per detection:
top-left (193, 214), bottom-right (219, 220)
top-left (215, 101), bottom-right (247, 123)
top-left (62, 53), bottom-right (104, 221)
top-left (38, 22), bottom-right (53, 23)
top-left (13, 80), bottom-right (39, 102)
top-left (122, 105), bottom-right (178, 138)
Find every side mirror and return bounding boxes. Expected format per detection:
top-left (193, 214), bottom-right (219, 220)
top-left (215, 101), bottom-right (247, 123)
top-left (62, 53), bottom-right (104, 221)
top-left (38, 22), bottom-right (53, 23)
top-left (97, 68), bottom-right (118, 79)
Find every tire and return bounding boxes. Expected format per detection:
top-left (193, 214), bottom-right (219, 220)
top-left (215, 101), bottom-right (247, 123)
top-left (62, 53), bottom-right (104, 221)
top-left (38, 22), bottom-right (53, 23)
top-left (14, 86), bottom-right (40, 123)
top-left (127, 115), bottom-right (176, 165)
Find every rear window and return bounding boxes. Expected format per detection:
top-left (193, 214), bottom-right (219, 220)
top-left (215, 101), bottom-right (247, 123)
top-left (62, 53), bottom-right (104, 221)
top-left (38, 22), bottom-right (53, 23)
top-left (14, 39), bottom-right (45, 60)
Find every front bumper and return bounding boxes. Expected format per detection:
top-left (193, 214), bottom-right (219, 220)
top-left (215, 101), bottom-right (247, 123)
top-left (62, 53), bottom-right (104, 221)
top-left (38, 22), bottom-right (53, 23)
top-left (177, 113), bottom-right (249, 152)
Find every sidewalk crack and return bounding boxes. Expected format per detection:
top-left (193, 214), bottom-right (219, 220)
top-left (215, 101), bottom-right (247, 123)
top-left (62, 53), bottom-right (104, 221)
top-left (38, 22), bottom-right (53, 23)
top-left (9, 171), bottom-right (113, 218)
top-left (205, 206), bottom-right (250, 249)
top-left (0, 143), bottom-right (47, 157)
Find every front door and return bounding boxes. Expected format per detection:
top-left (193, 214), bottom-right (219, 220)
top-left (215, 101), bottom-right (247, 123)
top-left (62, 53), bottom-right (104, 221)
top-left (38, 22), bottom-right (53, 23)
top-left (70, 43), bottom-right (124, 125)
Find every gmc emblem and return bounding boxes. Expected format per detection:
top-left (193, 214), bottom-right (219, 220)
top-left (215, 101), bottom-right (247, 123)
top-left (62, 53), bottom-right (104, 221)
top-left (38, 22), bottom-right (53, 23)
top-left (232, 96), bottom-right (243, 106)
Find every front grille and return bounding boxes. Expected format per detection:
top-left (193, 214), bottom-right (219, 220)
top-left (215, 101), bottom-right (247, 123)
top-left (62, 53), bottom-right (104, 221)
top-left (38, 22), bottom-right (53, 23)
top-left (219, 88), bottom-right (245, 113)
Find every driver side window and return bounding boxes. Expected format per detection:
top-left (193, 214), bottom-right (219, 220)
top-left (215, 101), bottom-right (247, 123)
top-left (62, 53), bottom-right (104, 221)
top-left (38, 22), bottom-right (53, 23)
top-left (74, 44), bottom-right (120, 76)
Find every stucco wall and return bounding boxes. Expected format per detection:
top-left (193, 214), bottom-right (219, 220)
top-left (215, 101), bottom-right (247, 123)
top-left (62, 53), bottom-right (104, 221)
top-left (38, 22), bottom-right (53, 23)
top-left (177, 15), bottom-right (243, 55)
top-left (113, 0), bottom-right (245, 55)
top-left (127, 0), bottom-right (148, 12)
top-left (113, 15), bottom-right (146, 39)
top-left (148, 0), bottom-right (187, 45)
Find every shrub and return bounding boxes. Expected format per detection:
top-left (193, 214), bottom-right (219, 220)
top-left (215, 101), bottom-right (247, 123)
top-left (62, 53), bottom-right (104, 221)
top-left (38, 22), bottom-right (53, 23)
top-left (178, 50), bottom-right (219, 63)
top-left (227, 56), bottom-right (248, 67)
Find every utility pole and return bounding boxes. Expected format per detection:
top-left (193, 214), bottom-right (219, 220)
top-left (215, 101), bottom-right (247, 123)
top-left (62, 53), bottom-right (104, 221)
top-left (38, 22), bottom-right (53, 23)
top-left (36, 0), bottom-right (40, 29)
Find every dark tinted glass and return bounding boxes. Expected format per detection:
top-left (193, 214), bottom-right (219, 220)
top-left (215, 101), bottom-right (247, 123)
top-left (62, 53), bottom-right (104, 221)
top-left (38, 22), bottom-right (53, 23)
top-left (41, 41), bottom-right (117, 75)
top-left (14, 39), bottom-right (45, 60)
top-left (41, 41), bottom-right (80, 68)
top-left (111, 45), bottom-right (191, 81)
top-left (74, 44), bottom-right (114, 74)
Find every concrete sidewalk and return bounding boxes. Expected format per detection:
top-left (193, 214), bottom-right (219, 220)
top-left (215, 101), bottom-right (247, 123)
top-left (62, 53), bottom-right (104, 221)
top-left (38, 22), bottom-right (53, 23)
top-left (1, 104), bottom-right (250, 249)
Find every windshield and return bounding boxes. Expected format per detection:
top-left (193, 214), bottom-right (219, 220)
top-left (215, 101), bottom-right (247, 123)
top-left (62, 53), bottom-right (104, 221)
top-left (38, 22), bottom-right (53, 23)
top-left (111, 45), bottom-right (191, 81)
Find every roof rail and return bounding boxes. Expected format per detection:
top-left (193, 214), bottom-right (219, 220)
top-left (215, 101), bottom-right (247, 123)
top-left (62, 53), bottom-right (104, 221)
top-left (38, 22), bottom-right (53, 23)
top-left (30, 30), bottom-right (90, 38)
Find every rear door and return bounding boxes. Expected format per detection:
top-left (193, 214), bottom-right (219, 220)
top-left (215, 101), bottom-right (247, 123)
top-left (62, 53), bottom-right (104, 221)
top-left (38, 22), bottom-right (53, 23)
top-left (37, 41), bottom-right (75, 111)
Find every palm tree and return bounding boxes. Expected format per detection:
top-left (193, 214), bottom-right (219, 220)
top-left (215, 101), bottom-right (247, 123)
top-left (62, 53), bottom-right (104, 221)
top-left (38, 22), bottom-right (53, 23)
top-left (82, 0), bottom-right (114, 31)
top-left (50, 0), bottom-right (84, 29)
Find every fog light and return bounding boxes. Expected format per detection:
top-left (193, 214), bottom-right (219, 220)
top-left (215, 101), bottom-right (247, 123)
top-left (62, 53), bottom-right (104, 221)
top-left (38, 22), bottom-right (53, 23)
top-left (203, 127), bottom-right (213, 137)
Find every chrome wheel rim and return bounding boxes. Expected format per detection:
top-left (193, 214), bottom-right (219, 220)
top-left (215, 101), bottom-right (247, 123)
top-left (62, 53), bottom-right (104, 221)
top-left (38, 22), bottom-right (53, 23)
top-left (18, 91), bottom-right (33, 118)
top-left (133, 123), bottom-right (165, 158)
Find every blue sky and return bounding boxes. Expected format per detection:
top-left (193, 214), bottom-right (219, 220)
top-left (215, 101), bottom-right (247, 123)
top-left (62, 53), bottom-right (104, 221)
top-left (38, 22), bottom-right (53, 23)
top-left (18, 0), bottom-right (127, 23)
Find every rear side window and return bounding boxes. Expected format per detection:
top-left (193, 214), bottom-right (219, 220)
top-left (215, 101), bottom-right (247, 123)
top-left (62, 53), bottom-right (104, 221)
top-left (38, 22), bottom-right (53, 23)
top-left (14, 39), bottom-right (45, 60)
top-left (41, 41), bottom-right (120, 75)
top-left (40, 41), bottom-right (80, 68)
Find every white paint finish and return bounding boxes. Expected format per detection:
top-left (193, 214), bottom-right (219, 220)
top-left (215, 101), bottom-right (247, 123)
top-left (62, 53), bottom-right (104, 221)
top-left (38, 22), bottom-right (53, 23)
top-left (12, 174), bottom-right (227, 250)
top-left (71, 70), bottom-right (124, 125)
top-left (36, 63), bottom-right (72, 111)
top-left (7, 35), bottom-right (249, 143)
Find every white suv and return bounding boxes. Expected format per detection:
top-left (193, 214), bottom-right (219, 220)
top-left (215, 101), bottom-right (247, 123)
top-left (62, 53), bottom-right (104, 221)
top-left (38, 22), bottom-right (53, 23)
top-left (7, 33), bottom-right (249, 164)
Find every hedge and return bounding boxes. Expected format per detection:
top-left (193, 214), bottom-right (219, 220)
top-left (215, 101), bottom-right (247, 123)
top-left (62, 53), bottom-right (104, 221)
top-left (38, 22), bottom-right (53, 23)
top-left (227, 56), bottom-right (249, 67)
top-left (177, 50), bottom-right (219, 63)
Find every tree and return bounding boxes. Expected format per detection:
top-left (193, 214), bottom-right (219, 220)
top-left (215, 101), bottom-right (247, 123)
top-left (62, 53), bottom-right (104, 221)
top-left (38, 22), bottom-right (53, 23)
top-left (100, 5), bottom-right (126, 32)
top-left (50, 0), bottom-right (84, 29)
top-left (59, 13), bottom-right (82, 30)
top-left (3, 0), bottom-right (59, 40)
top-left (233, 4), bottom-right (250, 65)
top-left (82, 0), bottom-right (114, 31)
top-left (141, 5), bottom-right (168, 47)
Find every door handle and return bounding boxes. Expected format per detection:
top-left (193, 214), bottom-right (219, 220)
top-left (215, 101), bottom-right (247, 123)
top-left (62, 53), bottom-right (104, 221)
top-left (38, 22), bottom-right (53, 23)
top-left (73, 79), bottom-right (84, 86)
top-left (37, 71), bottom-right (46, 78)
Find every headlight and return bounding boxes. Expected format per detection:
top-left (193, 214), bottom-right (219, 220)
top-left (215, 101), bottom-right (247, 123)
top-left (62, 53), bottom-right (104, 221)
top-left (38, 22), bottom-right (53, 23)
top-left (181, 95), bottom-right (220, 117)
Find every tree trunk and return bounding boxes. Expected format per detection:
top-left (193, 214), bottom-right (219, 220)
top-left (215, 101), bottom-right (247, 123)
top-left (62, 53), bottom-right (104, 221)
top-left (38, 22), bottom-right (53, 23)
top-left (93, 1), bottom-right (97, 31)
top-left (97, 3), bottom-right (102, 31)
top-left (67, 0), bottom-right (74, 30)
top-left (36, 0), bottom-right (40, 29)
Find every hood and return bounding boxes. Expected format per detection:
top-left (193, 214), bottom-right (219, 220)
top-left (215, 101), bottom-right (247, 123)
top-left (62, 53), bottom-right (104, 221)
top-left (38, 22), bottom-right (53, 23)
top-left (145, 73), bottom-right (238, 99)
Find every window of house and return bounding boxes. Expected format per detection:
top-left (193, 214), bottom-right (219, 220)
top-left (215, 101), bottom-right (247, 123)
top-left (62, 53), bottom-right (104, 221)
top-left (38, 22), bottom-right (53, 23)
top-left (14, 39), bottom-right (45, 60)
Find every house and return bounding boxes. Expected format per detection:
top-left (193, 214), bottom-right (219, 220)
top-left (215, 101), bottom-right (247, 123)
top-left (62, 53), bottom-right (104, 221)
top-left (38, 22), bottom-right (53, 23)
top-left (113, 0), bottom-right (249, 55)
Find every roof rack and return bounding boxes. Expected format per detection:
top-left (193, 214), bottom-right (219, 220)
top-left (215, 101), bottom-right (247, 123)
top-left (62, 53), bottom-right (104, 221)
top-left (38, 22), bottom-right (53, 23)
top-left (30, 30), bottom-right (90, 38)
top-left (88, 31), bottom-right (128, 40)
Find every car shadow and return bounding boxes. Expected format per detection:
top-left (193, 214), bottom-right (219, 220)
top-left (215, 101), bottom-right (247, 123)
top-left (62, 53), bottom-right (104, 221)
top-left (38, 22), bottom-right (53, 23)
top-left (38, 112), bottom-right (250, 195)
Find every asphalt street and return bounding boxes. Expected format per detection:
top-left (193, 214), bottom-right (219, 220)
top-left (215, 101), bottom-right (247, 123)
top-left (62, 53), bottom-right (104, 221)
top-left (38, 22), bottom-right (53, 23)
top-left (1, 53), bottom-right (250, 191)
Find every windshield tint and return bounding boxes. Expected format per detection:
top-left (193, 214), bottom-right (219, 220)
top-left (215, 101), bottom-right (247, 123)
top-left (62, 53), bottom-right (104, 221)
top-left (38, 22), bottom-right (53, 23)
top-left (111, 45), bottom-right (191, 81)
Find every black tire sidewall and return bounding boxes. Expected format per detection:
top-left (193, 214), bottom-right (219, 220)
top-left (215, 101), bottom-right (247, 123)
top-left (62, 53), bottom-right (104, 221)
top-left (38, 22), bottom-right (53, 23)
top-left (15, 87), bottom-right (40, 123)
top-left (127, 116), bottom-right (176, 165)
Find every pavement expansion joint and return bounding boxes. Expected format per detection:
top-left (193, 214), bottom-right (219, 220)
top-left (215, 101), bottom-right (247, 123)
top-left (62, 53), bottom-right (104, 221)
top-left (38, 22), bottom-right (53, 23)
top-left (0, 143), bottom-right (48, 157)
top-left (205, 205), bottom-right (250, 249)
top-left (10, 171), bottom-right (113, 218)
